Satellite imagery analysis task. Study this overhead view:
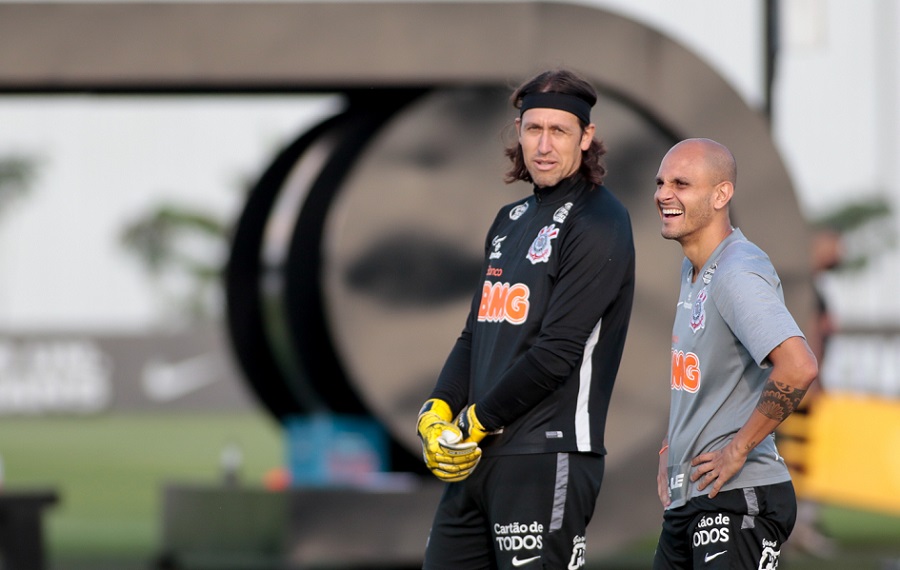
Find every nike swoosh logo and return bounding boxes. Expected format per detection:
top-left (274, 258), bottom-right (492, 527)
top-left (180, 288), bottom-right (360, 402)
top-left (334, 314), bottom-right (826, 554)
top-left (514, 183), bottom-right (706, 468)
top-left (705, 550), bottom-right (727, 563)
top-left (142, 353), bottom-right (220, 402)
top-left (511, 555), bottom-right (541, 567)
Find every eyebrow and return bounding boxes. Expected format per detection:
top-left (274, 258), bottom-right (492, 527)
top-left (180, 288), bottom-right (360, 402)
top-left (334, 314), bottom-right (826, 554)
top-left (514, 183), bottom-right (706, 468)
top-left (521, 119), bottom-right (575, 131)
top-left (656, 176), bottom-right (691, 185)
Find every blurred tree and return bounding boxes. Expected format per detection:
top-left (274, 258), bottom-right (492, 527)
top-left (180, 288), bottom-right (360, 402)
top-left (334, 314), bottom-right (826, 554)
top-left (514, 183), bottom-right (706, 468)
top-left (811, 196), bottom-right (895, 272)
top-left (0, 156), bottom-right (35, 218)
top-left (121, 204), bottom-right (228, 323)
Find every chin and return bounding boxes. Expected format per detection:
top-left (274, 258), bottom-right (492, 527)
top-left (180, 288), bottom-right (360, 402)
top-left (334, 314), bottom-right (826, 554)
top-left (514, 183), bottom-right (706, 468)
top-left (532, 175), bottom-right (559, 188)
top-left (661, 228), bottom-right (681, 241)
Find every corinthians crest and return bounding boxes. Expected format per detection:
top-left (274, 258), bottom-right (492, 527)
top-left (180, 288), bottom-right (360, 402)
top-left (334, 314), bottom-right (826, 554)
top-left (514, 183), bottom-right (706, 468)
top-left (526, 224), bottom-right (559, 264)
top-left (690, 287), bottom-right (708, 332)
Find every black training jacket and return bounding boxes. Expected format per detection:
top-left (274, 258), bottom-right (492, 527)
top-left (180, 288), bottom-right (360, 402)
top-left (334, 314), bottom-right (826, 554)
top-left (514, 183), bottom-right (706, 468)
top-left (430, 173), bottom-right (635, 457)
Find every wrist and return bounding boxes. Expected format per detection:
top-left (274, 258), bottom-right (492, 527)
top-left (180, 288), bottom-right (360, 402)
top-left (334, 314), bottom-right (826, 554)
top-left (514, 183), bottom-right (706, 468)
top-left (418, 398), bottom-right (452, 422)
top-left (458, 404), bottom-right (492, 443)
top-left (726, 435), bottom-right (755, 457)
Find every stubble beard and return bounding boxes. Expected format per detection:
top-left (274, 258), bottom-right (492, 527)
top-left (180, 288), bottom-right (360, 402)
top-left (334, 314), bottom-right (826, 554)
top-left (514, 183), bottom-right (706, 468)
top-left (661, 206), bottom-right (716, 246)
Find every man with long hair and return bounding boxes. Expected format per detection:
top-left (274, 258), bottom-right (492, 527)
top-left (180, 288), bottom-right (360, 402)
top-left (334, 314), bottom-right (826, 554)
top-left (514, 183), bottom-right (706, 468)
top-left (416, 68), bottom-right (635, 569)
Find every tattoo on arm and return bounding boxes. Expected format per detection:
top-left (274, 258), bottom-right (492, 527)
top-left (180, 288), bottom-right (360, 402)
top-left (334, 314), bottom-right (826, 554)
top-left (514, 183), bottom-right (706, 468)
top-left (756, 379), bottom-right (808, 422)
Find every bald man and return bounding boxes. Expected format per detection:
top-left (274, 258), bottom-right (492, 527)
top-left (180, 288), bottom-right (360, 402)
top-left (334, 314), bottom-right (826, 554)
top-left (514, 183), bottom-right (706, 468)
top-left (652, 139), bottom-right (818, 569)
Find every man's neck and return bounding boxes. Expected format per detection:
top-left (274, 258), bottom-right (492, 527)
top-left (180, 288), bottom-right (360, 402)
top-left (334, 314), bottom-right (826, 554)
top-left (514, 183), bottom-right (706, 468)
top-left (684, 224), bottom-right (735, 281)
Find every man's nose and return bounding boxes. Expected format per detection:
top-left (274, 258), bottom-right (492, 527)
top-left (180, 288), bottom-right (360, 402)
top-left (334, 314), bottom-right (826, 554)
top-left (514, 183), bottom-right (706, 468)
top-left (537, 131), bottom-right (552, 153)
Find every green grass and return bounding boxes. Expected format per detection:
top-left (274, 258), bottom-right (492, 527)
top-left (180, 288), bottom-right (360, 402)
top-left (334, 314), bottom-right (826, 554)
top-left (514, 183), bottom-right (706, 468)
top-left (0, 412), bottom-right (283, 566)
top-left (820, 504), bottom-right (900, 544)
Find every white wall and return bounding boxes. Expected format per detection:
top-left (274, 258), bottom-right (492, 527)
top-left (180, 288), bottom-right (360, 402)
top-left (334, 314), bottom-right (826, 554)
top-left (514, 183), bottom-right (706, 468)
top-left (0, 95), bottom-right (339, 331)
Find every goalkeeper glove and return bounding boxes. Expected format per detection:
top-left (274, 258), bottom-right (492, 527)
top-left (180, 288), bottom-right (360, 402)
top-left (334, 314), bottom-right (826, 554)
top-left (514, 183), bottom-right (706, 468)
top-left (456, 404), bottom-right (494, 444)
top-left (416, 399), bottom-right (482, 482)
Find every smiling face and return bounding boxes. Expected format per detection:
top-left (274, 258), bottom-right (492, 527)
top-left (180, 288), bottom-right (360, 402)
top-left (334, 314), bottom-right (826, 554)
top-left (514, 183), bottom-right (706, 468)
top-left (654, 139), bottom-right (734, 251)
top-left (516, 107), bottom-right (594, 188)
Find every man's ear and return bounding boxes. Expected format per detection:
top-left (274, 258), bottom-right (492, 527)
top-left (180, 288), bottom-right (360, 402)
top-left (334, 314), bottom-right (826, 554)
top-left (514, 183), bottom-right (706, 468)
top-left (714, 181), bottom-right (734, 211)
top-left (580, 123), bottom-right (596, 151)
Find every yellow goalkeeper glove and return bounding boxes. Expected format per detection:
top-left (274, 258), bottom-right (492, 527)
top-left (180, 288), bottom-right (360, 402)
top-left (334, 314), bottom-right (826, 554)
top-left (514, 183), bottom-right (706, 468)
top-left (455, 404), bottom-right (493, 444)
top-left (416, 399), bottom-right (482, 482)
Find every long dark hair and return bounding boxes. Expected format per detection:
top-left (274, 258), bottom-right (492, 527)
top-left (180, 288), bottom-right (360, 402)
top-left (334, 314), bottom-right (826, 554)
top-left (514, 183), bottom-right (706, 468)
top-left (504, 69), bottom-right (608, 186)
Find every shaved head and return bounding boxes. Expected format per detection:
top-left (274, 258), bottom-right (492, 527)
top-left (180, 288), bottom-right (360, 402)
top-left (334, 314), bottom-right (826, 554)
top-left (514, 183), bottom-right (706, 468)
top-left (668, 138), bottom-right (737, 187)
top-left (655, 138), bottom-right (738, 265)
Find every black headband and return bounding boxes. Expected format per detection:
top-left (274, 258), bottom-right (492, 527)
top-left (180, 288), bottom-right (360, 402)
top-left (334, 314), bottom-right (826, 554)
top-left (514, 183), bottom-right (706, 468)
top-left (519, 92), bottom-right (592, 125)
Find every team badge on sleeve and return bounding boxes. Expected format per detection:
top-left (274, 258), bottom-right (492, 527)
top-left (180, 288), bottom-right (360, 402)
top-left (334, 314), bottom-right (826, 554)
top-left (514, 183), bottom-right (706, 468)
top-left (526, 224), bottom-right (559, 264)
top-left (690, 287), bottom-right (708, 332)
